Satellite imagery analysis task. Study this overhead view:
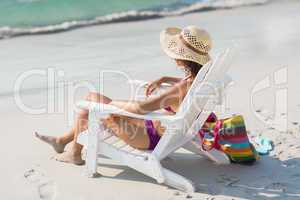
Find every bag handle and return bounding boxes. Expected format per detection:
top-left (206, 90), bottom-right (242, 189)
top-left (212, 120), bottom-right (222, 150)
top-left (198, 112), bottom-right (217, 138)
top-left (199, 113), bottom-right (223, 151)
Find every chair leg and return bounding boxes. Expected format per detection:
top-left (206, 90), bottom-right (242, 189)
top-left (84, 111), bottom-right (101, 178)
top-left (162, 167), bottom-right (195, 194)
top-left (85, 136), bottom-right (99, 177)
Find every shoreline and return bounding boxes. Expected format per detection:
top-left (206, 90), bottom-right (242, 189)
top-left (0, 0), bottom-right (269, 40)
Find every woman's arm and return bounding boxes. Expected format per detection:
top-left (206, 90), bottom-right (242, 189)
top-left (160, 76), bottom-right (182, 84)
top-left (110, 80), bottom-right (189, 114)
top-left (145, 76), bottom-right (182, 97)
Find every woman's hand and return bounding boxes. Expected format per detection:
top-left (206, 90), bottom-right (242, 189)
top-left (145, 78), bottom-right (164, 97)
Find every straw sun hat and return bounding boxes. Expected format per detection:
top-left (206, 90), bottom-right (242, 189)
top-left (160, 25), bottom-right (212, 65)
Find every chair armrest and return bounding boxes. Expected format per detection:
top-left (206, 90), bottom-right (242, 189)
top-left (76, 100), bottom-right (182, 123)
top-left (127, 80), bottom-right (172, 89)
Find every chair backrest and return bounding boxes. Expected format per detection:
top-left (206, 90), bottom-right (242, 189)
top-left (176, 49), bottom-right (230, 132)
top-left (152, 49), bottom-right (231, 160)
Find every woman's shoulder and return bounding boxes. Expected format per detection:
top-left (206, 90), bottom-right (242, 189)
top-left (176, 76), bottom-right (193, 88)
top-left (165, 77), bottom-right (191, 98)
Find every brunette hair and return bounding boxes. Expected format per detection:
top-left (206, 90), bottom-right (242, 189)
top-left (179, 60), bottom-right (203, 77)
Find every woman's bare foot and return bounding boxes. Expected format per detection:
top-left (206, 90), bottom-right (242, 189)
top-left (35, 132), bottom-right (66, 153)
top-left (54, 151), bottom-right (85, 165)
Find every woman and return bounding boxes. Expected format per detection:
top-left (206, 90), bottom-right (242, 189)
top-left (35, 25), bottom-right (212, 165)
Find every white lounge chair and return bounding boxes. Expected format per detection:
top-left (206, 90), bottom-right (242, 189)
top-left (76, 49), bottom-right (233, 193)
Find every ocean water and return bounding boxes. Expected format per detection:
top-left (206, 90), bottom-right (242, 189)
top-left (0, 0), bottom-right (185, 28)
top-left (0, 0), bottom-right (268, 39)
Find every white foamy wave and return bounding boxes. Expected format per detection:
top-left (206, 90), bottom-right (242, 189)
top-left (0, 0), bottom-right (269, 40)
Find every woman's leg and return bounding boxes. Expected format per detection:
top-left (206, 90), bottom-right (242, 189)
top-left (35, 130), bottom-right (73, 154)
top-left (36, 92), bottom-right (112, 165)
top-left (102, 116), bottom-right (165, 150)
top-left (53, 109), bottom-right (89, 165)
top-left (57, 92), bottom-right (112, 148)
top-left (102, 115), bottom-right (150, 149)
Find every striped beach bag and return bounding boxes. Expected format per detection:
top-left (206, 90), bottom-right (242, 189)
top-left (199, 113), bottom-right (260, 164)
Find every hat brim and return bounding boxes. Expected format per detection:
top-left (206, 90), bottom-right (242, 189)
top-left (160, 27), bottom-right (210, 65)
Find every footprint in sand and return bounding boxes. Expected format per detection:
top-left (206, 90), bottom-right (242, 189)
top-left (291, 121), bottom-right (299, 126)
top-left (292, 173), bottom-right (300, 180)
top-left (217, 174), bottom-right (240, 187)
top-left (264, 182), bottom-right (287, 192)
top-left (282, 160), bottom-right (299, 168)
top-left (24, 167), bottom-right (56, 200)
top-left (38, 181), bottom-right (56, 200)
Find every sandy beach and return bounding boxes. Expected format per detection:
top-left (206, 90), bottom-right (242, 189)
top-left (0, 0), bottom-right (300, 199)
